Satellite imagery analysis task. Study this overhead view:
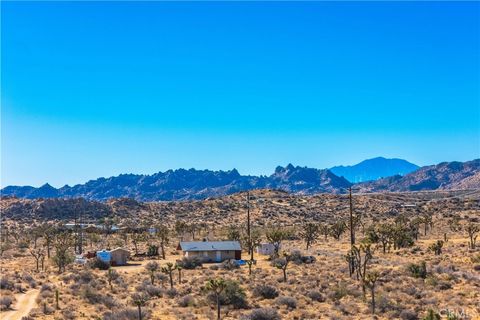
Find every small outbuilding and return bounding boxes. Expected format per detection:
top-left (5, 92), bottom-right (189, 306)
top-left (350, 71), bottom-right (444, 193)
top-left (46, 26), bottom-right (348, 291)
top-left (96, 248), bottom-right (130, 266)
top-left (256, 243), bottom-right (279, 256)
top-left (178, 241), bottom-right (241, 262)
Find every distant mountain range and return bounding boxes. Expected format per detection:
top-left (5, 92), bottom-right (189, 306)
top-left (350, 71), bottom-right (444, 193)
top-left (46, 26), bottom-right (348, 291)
top-left (357, 159), bottom-right (480, 192)
top-left (330, 157), bottom-right (419, 183)
top-left (2, 158), bottom-right (479, 201)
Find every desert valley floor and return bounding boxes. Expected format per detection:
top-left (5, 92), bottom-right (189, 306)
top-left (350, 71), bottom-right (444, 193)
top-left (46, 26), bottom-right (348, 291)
top-left (0, 189), bottom-right (479, 320)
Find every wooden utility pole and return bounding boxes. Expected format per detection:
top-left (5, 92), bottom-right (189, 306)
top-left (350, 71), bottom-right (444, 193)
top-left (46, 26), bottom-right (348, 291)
top-left (247, 191), bottom-right (251, 257)
top-left (349, 187), bottom-right (355, 246)
top-left (349, 187), bottom-right (356, 277)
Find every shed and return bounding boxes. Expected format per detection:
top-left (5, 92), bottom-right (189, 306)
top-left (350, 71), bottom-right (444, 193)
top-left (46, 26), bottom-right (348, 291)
top-left (96, 248), bottom-right (130, 266)
top-left (178, 241), bottom-right (241, 262)
top-left (256, 243), bottom-right (279, 256)
top-left (109, 248), bottom-right (130, 266)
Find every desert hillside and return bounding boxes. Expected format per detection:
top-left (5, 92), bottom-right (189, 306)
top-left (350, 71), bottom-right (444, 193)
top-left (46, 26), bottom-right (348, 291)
top-left (1, 189), bottom-right (479, 320)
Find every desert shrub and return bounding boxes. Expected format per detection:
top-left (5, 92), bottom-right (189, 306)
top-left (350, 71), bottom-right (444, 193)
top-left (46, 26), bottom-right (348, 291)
top-left (473, 265), bottom-right (480, 271)
top-left (422, 309), bottom-right (441, 320)
top-left (437, 280), bottom-right (452, 290)
top-left (408, 261), bottom-right (427, 279)
top-left (306, 290), bottom-right (325, 302)
top-left (222, 259), bottom-right (240, 270)
top-left (471, 253), bottom-right (480, 263)
top-left (61, 307), bottom-right (76, 319)
top-left (289, 250), bottom-right (303, 263)
top-left (41, 303), bottom-right (55, 314)
top-left (327, 282), bottom-right (349, 301)
top-left (15, 283), bottom-right (25, 293)
top-left (103, 308), bottom-right (150, 320)
top-left (288, 250), bottom-right (316, 264)
top-left (147, 244), bottom-right (159, 256)
top-left (177, 294), bottom-right (196, 307)
top-left (89, 258), bottom-right (110, 270)
top-left (241, 308), bottom-right (281, 320)
top-left (399, 310), bottom-right (419, 320)
top-left (102, 295), bottom-right (119, 309)
top-left (376, 295), bottom-right (396, 313)
top-left (208, 280), bottom-right (247, 309)
top-left (276, 296), bottom-right (297, 309)
top-left (136, 281), bottom-right (163, 298)
top-left (81, 284), bottom-right (103, 304)
top-left (0, 277), bottom-right (14, 290)
top-left (425, 275), bottom-right (438, 287)
top-left (177, 256), bottom-right (203, 270)
top-left (209, 265), bottom-right (219, 270)
top-left (165, 288), bottom-right (178, 298)
top-left (0, 296), bottom-right (14, 310)
top-left (252, 284), bottom-right (279, 299)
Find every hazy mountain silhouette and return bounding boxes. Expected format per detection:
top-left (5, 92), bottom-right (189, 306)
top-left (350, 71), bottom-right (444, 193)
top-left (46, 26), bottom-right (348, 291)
top-left (330, 157), bottom-right (419, 183)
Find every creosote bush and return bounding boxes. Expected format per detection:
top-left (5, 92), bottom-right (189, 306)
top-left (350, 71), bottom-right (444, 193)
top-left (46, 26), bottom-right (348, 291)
top-left (177, 294), bottom-right (196, 307)
top-left (0, 296), bottom-right (14, 310)
top-left (241, 308), bottom-right (281, 320)
top-left (306, 290), bottom-right (325, 302)
top-left (252, 284), bottom-right (279, 299)
top-left (207, 279), bottom-right (248, 309)
top-left (89, 257), bottom-right (110, 270)
top-left (276, 296), bottom-right (297, 309)
top-left (176, 256), bottom-right (203, 269)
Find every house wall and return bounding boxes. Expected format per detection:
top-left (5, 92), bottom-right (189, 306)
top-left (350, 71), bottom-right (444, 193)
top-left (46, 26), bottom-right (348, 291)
top-left (110, 251), bottom-right (128, 266)
top-left (184, 250), bottom-right (236, 262)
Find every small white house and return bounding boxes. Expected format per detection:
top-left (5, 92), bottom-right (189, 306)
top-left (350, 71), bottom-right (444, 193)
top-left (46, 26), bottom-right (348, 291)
top-left (256, 243), bottom-right (280, 256)
top-left (177, 241), bottom-right (242, 262)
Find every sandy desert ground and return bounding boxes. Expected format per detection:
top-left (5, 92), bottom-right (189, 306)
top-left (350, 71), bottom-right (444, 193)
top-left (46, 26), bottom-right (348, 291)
top-left (1, 189), bottom-right (479, 320)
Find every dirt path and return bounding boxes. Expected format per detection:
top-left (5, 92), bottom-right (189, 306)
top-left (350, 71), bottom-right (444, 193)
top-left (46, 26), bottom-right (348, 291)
top-left (1, 289), bottom-right (39, 320)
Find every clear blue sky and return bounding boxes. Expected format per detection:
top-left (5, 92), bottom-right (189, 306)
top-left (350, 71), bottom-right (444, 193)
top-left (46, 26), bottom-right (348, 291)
top-left (2, 1), bottom-right (479, 187)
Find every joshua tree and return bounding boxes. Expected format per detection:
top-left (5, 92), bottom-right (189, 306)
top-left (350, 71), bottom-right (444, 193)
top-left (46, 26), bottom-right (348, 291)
top-left (41, 224), bottom-right (57, 258)
top-left (187, 223), bottom-right (197, 240)
top-left (300, 222), bottom-right (320, 250)
top-left (429, 240), bottom-right (444, 255)
top-left (364, 271), bottom-right (380, 314)
top-left (274, 252), bottom-right (291, 282)
top-left (130, 231), bottom-right (146, 256)
top-left (243, 228), bottom-right (262, 261)
top-left (205, 278), bottom-right (227, 320)
top-left (225, 225), bottom-right (242, 241)
top-left (422, 214), bottom-right (433, 236)
top-left (176, 264), bottom-right (183, 283)
top-left (246, 259), bottom-right (254, 276)
top-left (376, 223), bottom-right (393, 254)
top-left (29, 246), bottom-right (46, 272)
top-left (449, 216), bottom-right (462, 233)
top-left (350, 240), bottom-right (374, 297)
top-left (52, 231), bottom-right (74, 273)
top-left (106, 268), bottom-right (119, 291)
top-left (266, 226), bottom-right (288, 258)
top-left (145, 261), bottom-right (159, 285)
top-left (175, 221), bottom-right (188, 241)
top-left (161, 262), bottom-right (176, 289)
top-left (330, 221), bottom-right (346, 241)
top-left (466, 223), bottom-right (479, 249)
top-left (131, 292), bottom-right (149, 320)
top-left (409, 217), bottom-right (423, 241)
top-left (320, 223), bottom-right (330, 241)
top-left (155, 225), bottom-right (170, 259)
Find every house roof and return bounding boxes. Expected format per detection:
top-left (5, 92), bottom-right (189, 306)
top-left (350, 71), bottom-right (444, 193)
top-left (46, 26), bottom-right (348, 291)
top-left (179, 241), bottom-right (241, 252)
